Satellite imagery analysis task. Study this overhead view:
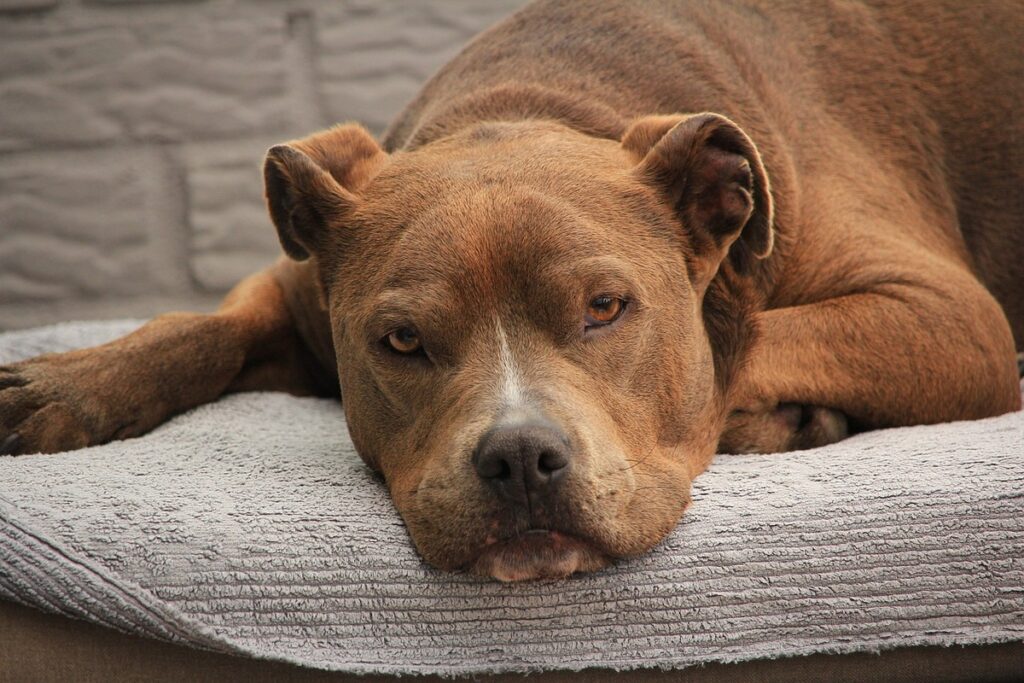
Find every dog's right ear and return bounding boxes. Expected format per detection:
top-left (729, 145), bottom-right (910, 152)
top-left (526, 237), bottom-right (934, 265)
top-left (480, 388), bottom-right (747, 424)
top-left (263, 124), bottom-right (387, 261)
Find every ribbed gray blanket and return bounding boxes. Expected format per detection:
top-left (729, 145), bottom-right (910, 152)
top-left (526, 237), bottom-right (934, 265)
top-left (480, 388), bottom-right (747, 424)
top-left (1, 320), bottom-right (1022, 675)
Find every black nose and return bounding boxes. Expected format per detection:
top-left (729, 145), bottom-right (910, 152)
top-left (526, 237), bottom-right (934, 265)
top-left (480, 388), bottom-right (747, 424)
top-left (473, 422), bottom-right (571, 499)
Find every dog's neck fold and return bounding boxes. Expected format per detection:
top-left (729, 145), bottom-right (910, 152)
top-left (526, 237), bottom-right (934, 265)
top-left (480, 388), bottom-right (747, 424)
top-left (388, 83), bottom-right (629, 152)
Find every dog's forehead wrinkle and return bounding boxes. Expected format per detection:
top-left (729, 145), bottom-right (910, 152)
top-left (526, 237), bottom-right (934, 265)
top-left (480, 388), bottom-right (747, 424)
top-left (376, 188), bottom-right (601, 301)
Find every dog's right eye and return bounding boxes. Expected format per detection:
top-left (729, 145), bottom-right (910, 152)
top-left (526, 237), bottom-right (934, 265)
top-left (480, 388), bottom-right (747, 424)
top-left (585, 296), bottom-right (626, 329)
top-left (384, 327), bottom-right (422, 355)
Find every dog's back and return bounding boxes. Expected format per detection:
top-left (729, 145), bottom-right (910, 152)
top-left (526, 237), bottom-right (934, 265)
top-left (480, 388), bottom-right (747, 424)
top-left (825, 0), bottom-right (1024, 334)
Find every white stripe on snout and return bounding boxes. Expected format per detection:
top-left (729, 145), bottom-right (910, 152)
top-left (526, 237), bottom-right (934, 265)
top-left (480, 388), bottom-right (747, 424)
top-left (495, 319), bottom-right (526, 409)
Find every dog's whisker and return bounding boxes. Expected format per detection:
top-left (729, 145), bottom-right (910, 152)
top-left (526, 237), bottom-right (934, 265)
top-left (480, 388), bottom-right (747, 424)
top-left (618, 441), bottom-right (660, 472)
top-left (620, 437), bottom-right (689, 474)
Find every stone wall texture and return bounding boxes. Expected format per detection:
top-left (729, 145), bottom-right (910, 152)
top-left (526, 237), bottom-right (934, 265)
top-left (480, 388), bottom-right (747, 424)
top-left (0, 0), bottom-right (526, 330)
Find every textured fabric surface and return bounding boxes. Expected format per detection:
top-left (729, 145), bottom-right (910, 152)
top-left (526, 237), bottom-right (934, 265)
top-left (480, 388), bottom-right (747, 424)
top-left (1, 321), bottom-right (1022, 676)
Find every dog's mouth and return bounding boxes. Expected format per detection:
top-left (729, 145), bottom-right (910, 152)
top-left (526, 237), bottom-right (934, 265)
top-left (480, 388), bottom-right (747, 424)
top-left (469, 529), bottom-right (609, 581)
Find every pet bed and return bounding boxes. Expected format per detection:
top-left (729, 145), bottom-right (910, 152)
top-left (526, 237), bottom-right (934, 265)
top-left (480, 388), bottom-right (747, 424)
top-left (1, 321), bottom-right (1022, 676)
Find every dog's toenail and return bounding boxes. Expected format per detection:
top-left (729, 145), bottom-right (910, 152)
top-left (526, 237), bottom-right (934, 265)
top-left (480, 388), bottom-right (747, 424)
top-left (0, 433), bottom-right (22, 455)
top-left (0, 373), bottom-right (28, 390)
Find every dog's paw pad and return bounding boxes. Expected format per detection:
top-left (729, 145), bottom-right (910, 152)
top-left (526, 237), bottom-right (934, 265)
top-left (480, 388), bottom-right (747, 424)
top-left (720, 403), bottom-right (849, 454)
top-left (790, 405), bottom-right (848, 450)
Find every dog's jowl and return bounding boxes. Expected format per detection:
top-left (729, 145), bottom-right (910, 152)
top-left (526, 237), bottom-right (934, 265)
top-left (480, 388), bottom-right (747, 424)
top-left (1, 0), bottom-right (1021, 581)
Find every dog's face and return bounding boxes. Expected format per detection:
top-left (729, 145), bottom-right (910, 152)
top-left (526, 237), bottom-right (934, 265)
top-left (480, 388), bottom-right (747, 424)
top-left (264, 115), bottom-right (772, 580)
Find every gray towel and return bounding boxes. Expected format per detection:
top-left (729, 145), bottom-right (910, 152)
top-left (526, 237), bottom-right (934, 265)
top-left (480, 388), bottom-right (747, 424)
top-left (1, 320), bottom-right (1022, 675)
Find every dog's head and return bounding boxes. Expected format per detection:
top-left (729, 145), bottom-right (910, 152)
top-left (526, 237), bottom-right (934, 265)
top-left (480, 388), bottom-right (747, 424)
top-left (263, 114), bottom-right (773, 580)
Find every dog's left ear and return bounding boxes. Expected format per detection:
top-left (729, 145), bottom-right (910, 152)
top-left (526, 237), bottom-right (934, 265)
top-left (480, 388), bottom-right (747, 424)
top-left (264, 124), bottom-right (387, 261)
top-left (624, 113), bottom-right (773, 285)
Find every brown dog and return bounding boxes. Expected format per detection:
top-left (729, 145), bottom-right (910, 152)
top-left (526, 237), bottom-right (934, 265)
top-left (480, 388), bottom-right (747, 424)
top-left (1, 0), bottom-right (1021, 581)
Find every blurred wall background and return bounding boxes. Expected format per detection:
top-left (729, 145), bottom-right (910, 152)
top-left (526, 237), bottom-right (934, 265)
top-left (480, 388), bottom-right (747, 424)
top-left (0, 0), bottom-right (525, 331)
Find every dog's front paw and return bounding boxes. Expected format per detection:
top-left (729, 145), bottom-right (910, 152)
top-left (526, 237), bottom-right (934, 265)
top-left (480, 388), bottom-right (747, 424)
top-left (0, 360), bottom-right (93, 456)
top-left (719, 403), bottom-right (848, 454)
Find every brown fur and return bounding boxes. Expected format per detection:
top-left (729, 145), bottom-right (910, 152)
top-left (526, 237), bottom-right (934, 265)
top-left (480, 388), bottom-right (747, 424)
top-left (2, 0), bottom-right (1021, 581)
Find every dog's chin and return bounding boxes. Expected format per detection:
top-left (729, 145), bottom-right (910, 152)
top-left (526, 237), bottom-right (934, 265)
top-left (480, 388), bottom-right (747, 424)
top-left (469, 530), bottom-right (609, 582)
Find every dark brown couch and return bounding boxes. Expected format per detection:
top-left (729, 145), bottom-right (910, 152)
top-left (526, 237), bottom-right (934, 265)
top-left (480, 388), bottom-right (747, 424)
top-left (3, 601), bottom-right (1022, 683)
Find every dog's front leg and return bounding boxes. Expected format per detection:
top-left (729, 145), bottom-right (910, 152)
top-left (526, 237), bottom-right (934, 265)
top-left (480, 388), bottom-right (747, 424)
top-left (720, 264), bottom-right (1021, 453)
top-left (0, 267), bottom-right (326, 456)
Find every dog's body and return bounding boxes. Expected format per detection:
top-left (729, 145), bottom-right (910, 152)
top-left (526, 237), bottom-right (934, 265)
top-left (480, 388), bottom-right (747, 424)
top-left (2, 0), bottom-right (1021, 580)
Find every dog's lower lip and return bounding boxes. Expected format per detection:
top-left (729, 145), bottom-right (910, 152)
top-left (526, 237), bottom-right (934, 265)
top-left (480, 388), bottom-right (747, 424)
top-left (489, 528), bottom-right (563, 544)
top-left (483, 527), bottom-right (561, 546)
top-left (471, 528), bottom-right (606, 581)
top-left (524, 528), bottom-right (556, 537)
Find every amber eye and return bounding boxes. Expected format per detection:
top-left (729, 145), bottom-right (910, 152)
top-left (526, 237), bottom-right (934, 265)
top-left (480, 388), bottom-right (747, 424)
top-left (585, 295), bottom-right (626, 327)
top-left (385, 327), bottom-right (422, 354)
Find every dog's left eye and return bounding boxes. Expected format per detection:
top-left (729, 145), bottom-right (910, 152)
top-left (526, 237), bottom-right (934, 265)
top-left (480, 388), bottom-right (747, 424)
top-left (585, 296), bottom-right (626, 328)
top-left (385, 327), bottom-right (422, 355)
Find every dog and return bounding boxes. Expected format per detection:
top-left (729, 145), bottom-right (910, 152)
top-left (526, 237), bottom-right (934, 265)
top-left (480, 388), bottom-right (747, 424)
top-left (1, 0), bottom-right (1021, 581)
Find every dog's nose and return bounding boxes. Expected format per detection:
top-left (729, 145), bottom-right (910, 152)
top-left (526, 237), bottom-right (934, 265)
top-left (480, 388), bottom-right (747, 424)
top-left (473, 422), bottom-right (571, 498)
